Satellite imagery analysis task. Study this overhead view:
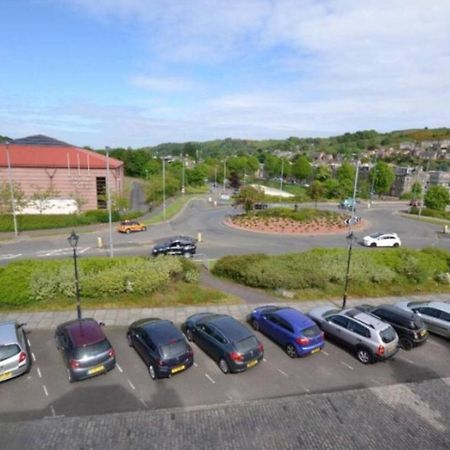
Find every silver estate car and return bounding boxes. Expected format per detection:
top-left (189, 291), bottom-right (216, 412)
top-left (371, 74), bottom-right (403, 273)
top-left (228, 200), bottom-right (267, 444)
top-left (307, 307), bottom-right (399, 364)
top-left (0, 321), bottom-right (31, 383)
top-left (396, 301), bottom-right (450, 338)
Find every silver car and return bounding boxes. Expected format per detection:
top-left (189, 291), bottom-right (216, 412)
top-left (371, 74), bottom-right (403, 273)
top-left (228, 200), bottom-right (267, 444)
top-left (0, 321), bottom-right (31, 383)
top-left (307, 307), bottom-right (399, 364)
top-left (396, 301), bottom-right (450, 338)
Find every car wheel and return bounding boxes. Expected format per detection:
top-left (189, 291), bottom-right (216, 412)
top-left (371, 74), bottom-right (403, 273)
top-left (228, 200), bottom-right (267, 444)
top-left (219, 358), bottom-right (229, 374)
top-left (399, 337), bottom-right (413, 351)
top-left (183, 251), bottom-right (192, 259)
top-left (143, 226), bottom-right (147, 231)
top-left (126, 229), bottom-right (130, 234)
top-left (370, 243), bottom-right (377, 248)
top-left (251, 319), bottom-right (259, 331)
top-left (185, 328), bottom-right (193, 342)
top-left (286, 344), bottom-right (297, 358)
top-left (356, 347), bottom-right (373, 364)
top-left (126, 333), bottom-right (133, 347)
top-left (148, 364), bottom-right (156, 380)
top-left (393, 243), bottom-right (400, 248)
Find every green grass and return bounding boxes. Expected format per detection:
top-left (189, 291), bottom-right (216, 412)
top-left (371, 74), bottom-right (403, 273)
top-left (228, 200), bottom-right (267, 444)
top-left (145, 194), bottom-right (199, 224)
top-left (400, 212), bottom-right (450, 226)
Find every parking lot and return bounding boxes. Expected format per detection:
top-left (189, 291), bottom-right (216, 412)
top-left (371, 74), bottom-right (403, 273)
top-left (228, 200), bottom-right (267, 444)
top-left (1, 322), bottom-right (450, 423)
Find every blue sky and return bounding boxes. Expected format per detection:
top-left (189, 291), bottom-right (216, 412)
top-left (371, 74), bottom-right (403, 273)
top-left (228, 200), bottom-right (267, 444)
top-left (1, 0), bottom-right (450, 148)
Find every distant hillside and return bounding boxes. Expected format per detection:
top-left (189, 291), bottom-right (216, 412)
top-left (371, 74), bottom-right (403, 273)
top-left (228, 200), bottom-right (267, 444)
top-left (0, 135), bottom-right (12, 143)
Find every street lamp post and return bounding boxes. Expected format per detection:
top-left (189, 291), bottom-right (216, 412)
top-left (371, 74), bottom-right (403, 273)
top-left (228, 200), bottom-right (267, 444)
top-left (181, 154), bottom-right (185, 194)
top-left (105, 146), bottom-right (114, 258)
top-left (223, 160), bottom-right (226, 192)
top-left (279, 159), bottom-right (284, 202)
top-left (68, 230), bottom-right (82, 320)
top-left (162, 157), bottom-right (166, 220)
top-left (5, 141), bottom-right (18, 237)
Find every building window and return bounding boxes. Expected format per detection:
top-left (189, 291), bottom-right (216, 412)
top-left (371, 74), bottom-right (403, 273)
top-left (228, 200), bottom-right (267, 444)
top-left (96, 177), bottom-right (106, 209)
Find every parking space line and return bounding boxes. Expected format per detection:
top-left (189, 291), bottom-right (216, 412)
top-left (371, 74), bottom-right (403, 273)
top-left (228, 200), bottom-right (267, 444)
top-left (31, 352), bottom-right (36, 362)
top-left (193, 362), bottom-right (198, 367)
top-left (27, 339), bottom-right (31, 347)
top-left (263, 358), bottom-right (267, 362)
top-left (116, 363), bottom-right (123, 373)
top-left (399, 356), bottom-right (415, 365)
top-left (37, 367), bottom-right (42, 378)
top-left (277, 369), bottom-right (289, 377)
top-left (370, 378), bottom-right (382, 385)
top-left (43, 385), bottom-right (49, 397)
top-left (127, 379), bottom-right (136, 390)
top-left (321, 350), bottom-right (329, 356)
top-left (340, 361), bottom-right (354, 370)
top-left (139, 398), bottom-right (148, 408)
top-left (427, 340), bottom-right (442, 349)
top-left (205, 373), bottom-right (216, 384)
top-left (50, 405), bottom-right (56, 417)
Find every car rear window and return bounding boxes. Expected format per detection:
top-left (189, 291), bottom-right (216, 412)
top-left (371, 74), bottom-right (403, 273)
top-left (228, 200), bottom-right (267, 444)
top-left (301, 325), bottom-right (321, 338)
top-left (0, 344), bottom-right (20, 361)
top-left (380, 327), bottom-right (396, 344)
top-left (160, 340), bottom-right (188, 359)
top-left (235, 336), bottom-right (259, 353)
top-left (73, 339), bottom-right (111, 359)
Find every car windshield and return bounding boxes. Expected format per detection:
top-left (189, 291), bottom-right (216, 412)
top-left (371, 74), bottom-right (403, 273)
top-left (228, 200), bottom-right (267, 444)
top-left (160, 339), bottom-right (188, 358)
top-left (370, 233), bottom-right (383, 238)
top-left (380, 326), bottom-right (396, 343)
top-left (73, 339), bottom-right (111, 359)
top-left (323, 309), bottom-right (341, 318)
top-left (301, 325), bottom-right (321, 338)
top-left (0, 344), bottom-right (20, 361)
top-left (235, 336), bottom-right (259, 353)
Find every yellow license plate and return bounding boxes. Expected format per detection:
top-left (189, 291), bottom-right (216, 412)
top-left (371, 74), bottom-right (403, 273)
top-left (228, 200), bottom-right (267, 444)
top-left (420, 330), bottom-right (427, 337)
top-left (88, 365), bottom-right (105, 375)
top-left (311, 348), bottom-right (321, 354)
top-left (171, 365), bottom-right (185, 374)
top-left (247, 359), bottom-right (258, 368)
top-left (0, 371), bottom-right (13, 382)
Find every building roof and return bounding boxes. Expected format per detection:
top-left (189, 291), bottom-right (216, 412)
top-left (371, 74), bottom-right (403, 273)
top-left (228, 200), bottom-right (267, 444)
top-left (11, 135), bottom-right (72, 146)
top-left (0, 138), bottom-right (123, 169)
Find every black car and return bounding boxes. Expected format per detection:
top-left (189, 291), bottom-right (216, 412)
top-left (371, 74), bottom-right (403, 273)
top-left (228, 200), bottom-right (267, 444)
top-left (152, 236), bottom-right (197, 257)
top-left (355, 304), bottom-right (428, 350)
top-left (127, 318), bottom-right (193, 379)
top-left (182, 313), bottom-right (263, 374)
top-left (55, 318), bottom-right (116, 382)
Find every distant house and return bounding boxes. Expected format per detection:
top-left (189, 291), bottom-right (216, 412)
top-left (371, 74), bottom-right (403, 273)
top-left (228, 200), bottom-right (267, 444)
top-left (391, 166), bottom-right (423, 197)
top-left (428, 171), bottom-right (450, 190)
top-left (0, 135), bottom-right (124, 212)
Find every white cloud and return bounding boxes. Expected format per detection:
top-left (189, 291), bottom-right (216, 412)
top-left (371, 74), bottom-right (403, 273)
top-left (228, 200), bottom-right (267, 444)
top-left (130, 75), bottom-right (192, 92)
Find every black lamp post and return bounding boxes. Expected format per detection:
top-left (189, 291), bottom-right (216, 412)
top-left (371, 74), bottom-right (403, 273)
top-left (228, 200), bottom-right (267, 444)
top-left (68, 230), bottom-right (82, 319)
top-left (342, 231), bottom-right (355, 309)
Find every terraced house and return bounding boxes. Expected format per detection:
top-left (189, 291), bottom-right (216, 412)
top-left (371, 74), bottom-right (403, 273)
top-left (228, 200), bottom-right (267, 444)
top-left (0, 135), bottom-right (124, 212)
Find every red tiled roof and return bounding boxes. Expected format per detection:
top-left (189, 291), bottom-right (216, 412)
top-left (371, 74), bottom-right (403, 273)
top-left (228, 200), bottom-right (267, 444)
top-left (0, 144), bottom-right (123, 169)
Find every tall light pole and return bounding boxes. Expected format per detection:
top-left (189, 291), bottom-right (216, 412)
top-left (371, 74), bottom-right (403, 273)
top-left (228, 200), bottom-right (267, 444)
top-left (68, 230), bottom-right (82, 320)
top-left (105, 146), bottom-right (114, 258)
top-left (162, 157), bottom-right (166, 220)
top-left (223, 159), bottom-right (226, 192)
top-left (342, 160), bottom-right (360, 309)
top-left (279, 158), bottom-right (284, 202)
top-left (214, 166), bottom-right (217, 188)
top-left (181, 154), bottom-right (185, 194)
top-left (5, 141), bottom-right (18, 237)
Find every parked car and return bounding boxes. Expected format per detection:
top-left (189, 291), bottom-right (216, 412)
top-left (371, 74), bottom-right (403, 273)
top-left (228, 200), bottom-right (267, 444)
top-left (338, 198), bottom-right (359, 210)
top-left (362, 232), bottom-right (401, 248)
top-left (182, 313), bottom-right (263, 374)
top-left (0, 321), bottom-right (31, 383)
top-left (396, 301), bottom-right (450, 338)
top-left (249, 305), bottom-right (324, 358)
top-left (55, 318), bottom-right (116, 382)
top-left (307, 307), bottom-right (398, 364)
top-left (409, 199), bottom-right (421, 208)
top-left (117, 220), bottom-right (147, 234)
top-left (152, 236), bottom-right (197, 257)
top-left (355, 304), bottom-right (427, 350)
top-left (127, 318), bottom-right (193, 379)
top-left (254, 203), bottom-right (268, 210)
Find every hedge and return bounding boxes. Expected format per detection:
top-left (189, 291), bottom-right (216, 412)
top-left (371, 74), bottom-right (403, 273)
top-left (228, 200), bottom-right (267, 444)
top-left (0, 256), bottom-right (199, 307)
top-left (409, 207), bottom-right (450, 221)
top-left (212, 247), bottom-right (450, 290)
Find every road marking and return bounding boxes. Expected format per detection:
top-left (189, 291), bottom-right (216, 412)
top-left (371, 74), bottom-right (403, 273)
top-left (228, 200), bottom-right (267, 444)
top-left (400, 356), bottom-right (415, 365)
top-left (43, 385), bottom-right (49, 396)
top-left (321, 350), bottom-right (329, 356)
top-left (139, 398), bottom-right (148, 408)
top-left (277, 369), bottom-right (289, 377)
top-left (0, 253), bottom-right (22, 261)
top-left (50, 405), bottom-right (56, 417)
top-left (340, 361), bottom-right (354, 370)
top-left (263, 358), bottom-right (267, 362)
top-left (193, 362), bottom-right (198, 367)
top-left (116, 363), bottom-right (123, 373)
top-left (427, 340), bottom-right (442, 348)
top-left (37, 367), bottom-right (42, 378)
top-left (205, 373), bottom-right (215, 384)
top-left (370, 378), bottom-right (382, 385)
top-left (31, 352), bottom-right (36, 362)
top-left (27, 339), bottom-right (31, 347)
top-left (78, 247), bottom-right (91, 254)
top-left (127, 379), bottom-right (136, 390)
top-left (304, 387), bottom-right (311, 393)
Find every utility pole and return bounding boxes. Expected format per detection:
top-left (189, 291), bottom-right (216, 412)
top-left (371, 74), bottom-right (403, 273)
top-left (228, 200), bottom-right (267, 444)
top-left (5, 141), bottom-right (18, 237)
top-left (223, 160), bottom-right (226, 192)
top-left (181, 154), bottom-right (185, 194)
top-left (105, 146), bottom-right (114, 257)
top-left (162, 157), bottom-right (166, 220)
top-left (279, 159), bottom-right (284, 202)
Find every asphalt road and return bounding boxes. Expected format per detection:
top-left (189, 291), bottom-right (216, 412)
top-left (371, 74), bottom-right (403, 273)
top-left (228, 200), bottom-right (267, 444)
top-left (1, 322), bottom-right (449, 423)
top-left (0, 198), bottom-right (449, 263)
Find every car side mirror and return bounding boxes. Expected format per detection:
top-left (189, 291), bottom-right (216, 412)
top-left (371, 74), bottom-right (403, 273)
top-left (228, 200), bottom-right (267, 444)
top-left (18, 322), bottom-right (27, 328)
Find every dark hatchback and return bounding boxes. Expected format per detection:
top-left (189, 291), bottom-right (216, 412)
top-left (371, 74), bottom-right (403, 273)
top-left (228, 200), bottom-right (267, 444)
top-left (55, 318), bottom-right (116, 382)
top-left (182, 313), bottom-right (263, 374)
top-left (152, 236), bottom-right (197, 257)
top-left (127, 318), bottom-right (193, 379)
top-left (356, 304), bottom-right (428, 350)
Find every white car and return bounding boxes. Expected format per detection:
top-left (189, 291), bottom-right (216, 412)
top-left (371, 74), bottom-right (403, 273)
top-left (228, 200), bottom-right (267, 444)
top-left (362, 232), bottom-right (401, 248)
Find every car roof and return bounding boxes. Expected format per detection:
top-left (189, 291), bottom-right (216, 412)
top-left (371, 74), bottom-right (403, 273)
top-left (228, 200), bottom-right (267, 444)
top-left (142, 320), bottom-right (182, 343)
top-left (0, 321), bottom-right (18, 345)
top-left (208, 315), bottom-right (252, 341)
top-left (274, 308), bottom-right (314, 329)
top-left (343, 309), bottom-right (389, 330)
top-left (372, 304), bottom-right (415, 318)
top-left (427, 302), bottom-right (450, 313)
top-left (62, 318), bottom-right (106, 347)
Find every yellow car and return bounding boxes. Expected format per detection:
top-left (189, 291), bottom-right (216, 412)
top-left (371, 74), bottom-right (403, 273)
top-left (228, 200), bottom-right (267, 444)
top-left (117, 220), bottom-right (147, 234)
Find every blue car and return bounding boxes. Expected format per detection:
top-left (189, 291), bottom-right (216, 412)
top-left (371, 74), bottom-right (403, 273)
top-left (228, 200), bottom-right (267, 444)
top-left (249, 305), bottom-right (324, 358)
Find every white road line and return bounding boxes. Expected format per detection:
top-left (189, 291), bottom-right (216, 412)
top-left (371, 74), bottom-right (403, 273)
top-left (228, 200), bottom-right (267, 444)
top-left (139, 398), bottom-right (148, 408)
top-left (37, 367), bottom-right (42, 378)
top-left (399, 356), bottom-right (415, 365)
top-left (205, 373), bottom-right (216, 384)
top-left (277, 369), bottom-right (289, 377)
top-left (78, 247), bottom-right (91, 254)
top-left (31, 352), bottom-right (36, 362)
top-left (304, 387), bottom-right (311, 393)
top-left (127, 379), bottom-right (136, 390)
top-left (370, 378), bottom-right (382, 385)
top-left (116, 363), bottom-right (123, 373)
top-left (263, 358), bottom-right (267, 362)
top-left (340, 361), bottom-right (354, 370)
top-left (321, 350), bottom-right (329, 356)
top-left (50, 405), bottom-right (56, 417)
top-left (27, 339), bottom-right (31, 347)
top-left (43, 385), bottom-right (49, 397)
top-left (426, 340), bottom-right (442, 348)
top-left (193, 362), bottom-right (198, 367)
top-left (0, 254), bottom-right (22, 260)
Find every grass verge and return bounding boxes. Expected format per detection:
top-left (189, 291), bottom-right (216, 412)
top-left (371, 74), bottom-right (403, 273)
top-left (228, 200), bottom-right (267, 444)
top-left (145, 195), bottom-right (199, 225)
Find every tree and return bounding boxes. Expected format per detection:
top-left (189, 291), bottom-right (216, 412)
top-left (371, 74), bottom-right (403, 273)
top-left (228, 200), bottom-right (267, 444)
top-left (228, 171), bottom-right (241, 190)
top-left (233, 186), bottom-right (265, 212)
top-left (263, 154), bottom-right (282, 178)
top-left (307, 181), bottom-right (325, 207)
top-left (0, 181), bottom-right (26, 213)
top-left (314, 165), bottom-right (332, 182)
top-left (424, 185), bottom-right (450, 211)
top-left (291, 156), bottom-right (312, 182)
top-left (30, 186), bottom-right (59, 214)
top-left (336, 162), bottom-right (355, 198)
top-left (369, 161), bottom-right (395, 195)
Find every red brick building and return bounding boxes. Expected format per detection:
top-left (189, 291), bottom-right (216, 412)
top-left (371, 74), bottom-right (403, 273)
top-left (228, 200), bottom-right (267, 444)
top-left (0, 135), bottom-right (124, 212)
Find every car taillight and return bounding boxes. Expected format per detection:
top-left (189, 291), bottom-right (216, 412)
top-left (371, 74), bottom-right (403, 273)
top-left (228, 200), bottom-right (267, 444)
top-left (229, 351), bottom-right (244, 362)
top-left (108, 349), bottom-right (115, 358)
top-left (296, 337), bottom-right (310, 346)
top-left (258, 343), bottom-right (264, 353)
top-left (18, 352), bottom-right (27, 364)
top-left (376, 345), bottom-right (385, 356)
top-left (70, 359), bottom-right (80, 369)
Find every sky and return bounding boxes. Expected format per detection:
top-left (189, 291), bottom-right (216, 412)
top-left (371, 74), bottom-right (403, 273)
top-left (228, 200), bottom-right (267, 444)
top-left (1, 0), bottom-right (450, 148)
